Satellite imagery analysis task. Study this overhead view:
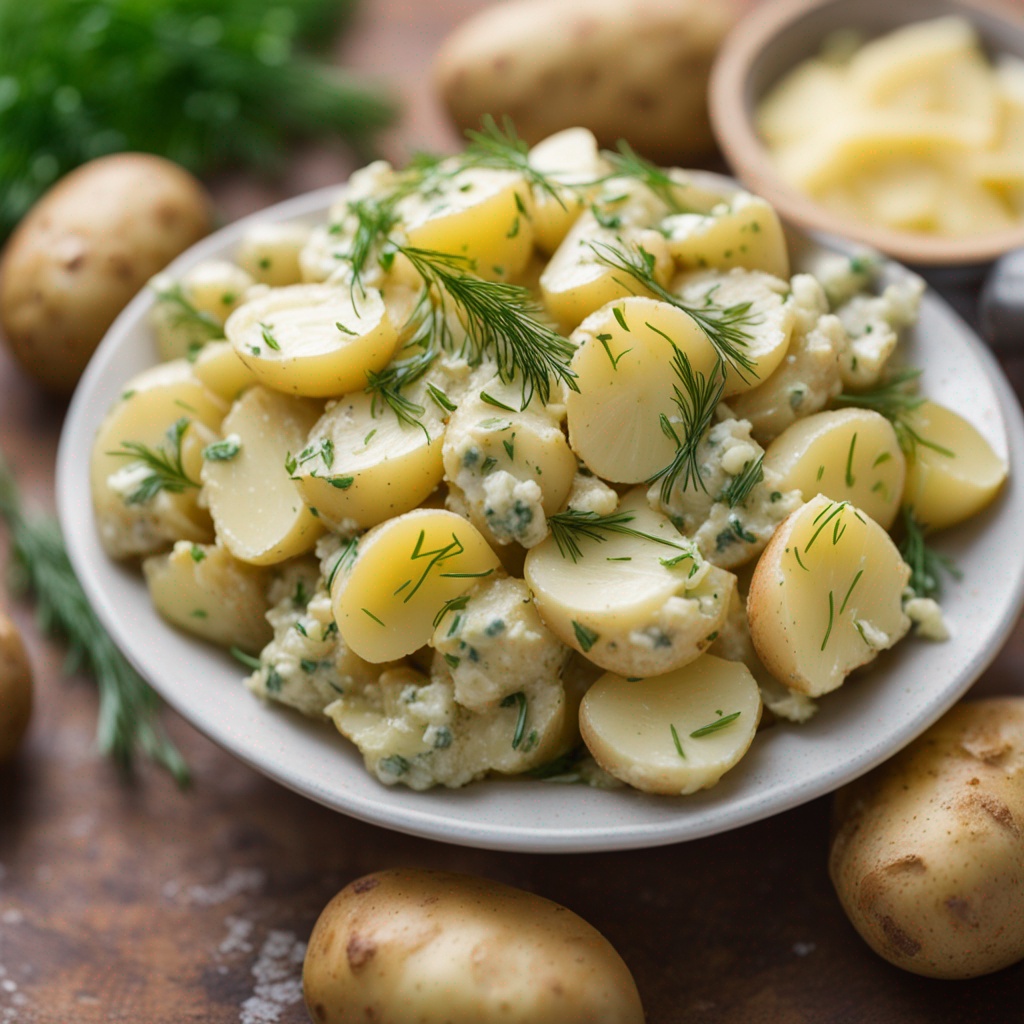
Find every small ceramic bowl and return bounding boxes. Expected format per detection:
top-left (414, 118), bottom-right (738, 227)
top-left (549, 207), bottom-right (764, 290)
top-left (709, 0), bottom-right (1024, 271)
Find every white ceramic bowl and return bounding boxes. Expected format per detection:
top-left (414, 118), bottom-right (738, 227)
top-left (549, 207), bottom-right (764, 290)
top-left (57, 186), bottom-right (1024, 853)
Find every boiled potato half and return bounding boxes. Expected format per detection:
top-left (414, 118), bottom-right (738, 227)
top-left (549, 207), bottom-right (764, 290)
top-left (202, 387), bottom-right (324, 565)
top-left (304, 869), bottom-right (645, 1024)
top-left (747, 495), bottom-right (910, 697)
top-left (142, 541), bottom-right (272, 653)
top-left (901, 399), bottom-right (1007, 530)
top-left (831, 698), bottom-right (1024, 979)
top-left (764, 408), bottom-right (906, 529)
top-left (0, 610), bottom-right (33, 764)
top-left (580, 655), bottom-right (762, 794)
top-left (332, 509), bottom-right (501, 662)
top-left (227, 283), bottom-right (400, 398)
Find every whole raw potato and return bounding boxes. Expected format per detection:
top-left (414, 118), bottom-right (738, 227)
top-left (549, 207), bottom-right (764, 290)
top-left (303, 869), bottom-right (645, 1024)
top-left (434, 0), bottom-right (740, 163)
top-left (0, 153), bottom-right (212, 395)
top-left (0, 609), bottom-right (33, 763)
top-left (830, 698), bottom-right (1024, 979)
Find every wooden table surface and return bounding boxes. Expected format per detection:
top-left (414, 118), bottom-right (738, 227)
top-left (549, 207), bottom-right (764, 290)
top-left (2, 2), bottom-right (1024, 1021)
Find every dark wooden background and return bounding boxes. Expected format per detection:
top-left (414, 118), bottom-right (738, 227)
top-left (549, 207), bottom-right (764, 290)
top-left (2, 1), bottom-right (1024, 1021)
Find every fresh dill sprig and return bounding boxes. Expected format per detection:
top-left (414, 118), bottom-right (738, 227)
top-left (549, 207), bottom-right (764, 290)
top-left (152, 283), bottom-right (223, 342)
top-left (590, 242), bottom-right (759, 379)
top-left (601, 141), bottom-right (697, 214)
top-left (899, 507), bottom-right (961, 600)
top-left (834, 368), bottom-right (954, 458)
top-left (547, 509), bottom-right (686, 563)
top-left (0, 455), bottom-right (189, 785)
top-left (500, 691), bottom-right (528, 750)
top-left (396, 246), bottom-right (578, 408)
top-left (720, 455), bottom-right (765, 509)
top-left (365, 347), bottom-right (437, 438)
top-left (107, 418), bottom-right (198, 506)
top-left (462, 115), bottom-right (566, 207)
top-left (343, 196), bottom-right (403, 293)
top-left (649, 349), bottom-right (725, 503)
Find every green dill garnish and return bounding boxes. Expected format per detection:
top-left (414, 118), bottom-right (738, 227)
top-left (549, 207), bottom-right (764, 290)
top-left (230, 647), bottom-right (262, 670)
top-left (395, 246), bottom-right (578, 408)
top-left (899, 507), bottom-right (961, 599)
top-left (835, 368), bottom-right (954, 458)
top-left (845, 433), bottom-right (858, 487)
top-left (190, 544), bottom-right (206, 563)
top-left (527, 745), bottom-right (589, 782)
top-left (793, 547), bottom-right (810, 572)
top-left (480, 391), bottom-right (517, 412)
top-left (649, 347), bottom-right (725, 502)
top-left (402, 530), bottom-right (466, 601)
top-left (500, 691), bottom-right (528, 749)
top-left (152, 283), bottom-right (222, 342)
top-left (0, 456), bottom-right (189, 784)
top-left (670, 723), bottom-right (686, 759)
top-left (821, 591), bottom-right (835, 651)
top-left (426, 383), bottom-right (457, 413)
top-left (547, 509), bottom-right (686, 563)
top-left (596, 332), bottom-right (631, 369)
top-left (443, 653), bottom-right (461, 669)
top-left (839, 569), bottom-right (864, 615)
top-left (602, 141), bottom-right (697, 213)
top-left (258, 322), bottom-right (281, 351)
top-left (720, 455), bottom-right (764, 509)
top-left (433, 593), bottom-right (470, 629)
top-left (362, 607), bottom-right (386, 627)
top-left (572, 620), bottom-right (600, 652)
top-left (201, 436), bottom-right (241, 462)
top-left (690, 711), bottom-right (741, 737)
top-left (108, 417), bottom-right (198, 505)
top-left (365, 347), bottom-right (436, 438)
top-left (286, 438), bottom-right (334, 477)
top-left (590, 242), bottom-right (759, 379)
top-left (335, 320), bottom-right (357, 336)
top-left (327, 538), bottom-right (359, 592)
top-left (503, 435), bottom-right (516, 461)
top-left (461, 115), bottom-right (566, 207)
top-left (612, 306), bottom-right (630, 332)
top-left (805, 502), bottom-right (847, 553)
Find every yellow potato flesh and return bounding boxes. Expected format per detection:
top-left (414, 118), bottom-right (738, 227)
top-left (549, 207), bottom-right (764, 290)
top-left (747, 495), bottom-right (910, 697)
top-left (764, 409), bottom-right (906, 529)
top-left (192, 340), bottom-right (258, 403)
top-left (227, 284), bottom-right (399, 398)
top-left (202, 387), bottom-right (324, 565)
top-left (142, 541), bottom-right (271, 653)
top-left (396, 167), bottom-right (533, 283)
top-left (580, 655), bottom-right (762, 795)
top-left (294, 390), bottom-right (445, 530)
top-left (901, 400), bottom-right (1008, 531)
top-left (663, 193), bottom-right (790, 279)
top-left (333, 509), bottom-right (501, 663)
top-left (566, 297), bottom-right (717, 483)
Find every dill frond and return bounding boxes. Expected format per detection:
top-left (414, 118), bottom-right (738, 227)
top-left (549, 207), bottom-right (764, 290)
top-left (107, 417), bottom-right (198, 506)
top-left (546, 509), bottom-right (686, 563)
top-left (899, 507), bottom-right (961, 600)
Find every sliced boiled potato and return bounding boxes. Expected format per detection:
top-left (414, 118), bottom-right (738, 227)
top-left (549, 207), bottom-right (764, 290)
top-left (764, 409), bottom-right (906, 529)
top-left (566, 297), bottom-right (718, 483)
top-left (293, 388), bottom-right (445, 531)
top-left (236, 221), bottom-right (311, 287)
top-left (540, 184), bottom-right (673, 332)
top-left (662, 193), bottom-right (790, 280)
top-left (91, 360), bottom-right (227, 558)
top-left (226, 283), bottom-right (400, 398)
top-left (579, 655), bottom-right (762, 795)
top-left (757, 59), bottom-right (850, 147)
top-left (528, 128), bottom-right (609, 254)
top-left (524, 488), bottom-right (735, 677)
top-left (142, 540), bottom-right (271, 653)
top-left (332, 509), bottom-right (502, 663)
top-left (192, 340), bottom-right (259, 402)
top-left (443, 380), bottom-right (577, 547)
top-left (902, 400), bottom-right (1008, 530)
top-left (671, 268), bottom-right (794, 395)
top-left (394, 166), bottom-right (533, 283)
top-left (202, 386), bottom-right (324, 565)
top-left (747, 495), bottom-right (911, 697)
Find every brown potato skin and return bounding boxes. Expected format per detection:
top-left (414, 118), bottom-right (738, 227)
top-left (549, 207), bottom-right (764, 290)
top-left (303, 869), bottom-right (645, 1024)
top-left (0, 153), bottom-right (212, 395)
top-left (830, 698), bottom-right (1024, 979)
top-left (434, 0), bottom-right (740, 164)
top-left (0, 609), bottom-right (33, 763)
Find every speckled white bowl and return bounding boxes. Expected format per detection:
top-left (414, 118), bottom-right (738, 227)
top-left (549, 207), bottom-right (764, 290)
top-left (57, 184), bottom-right (1024, 853)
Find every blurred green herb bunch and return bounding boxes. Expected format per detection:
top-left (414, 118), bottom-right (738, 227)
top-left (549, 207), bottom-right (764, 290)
top-left (0, 0), bottom-right (396, 239)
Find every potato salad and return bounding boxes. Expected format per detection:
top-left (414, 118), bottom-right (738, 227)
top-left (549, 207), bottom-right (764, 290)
top-left (89, 124), bottom-right (1008, 795)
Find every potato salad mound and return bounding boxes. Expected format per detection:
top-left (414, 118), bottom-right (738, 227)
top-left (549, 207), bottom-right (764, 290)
top-left (90, 123), bottom-right (1008, 795)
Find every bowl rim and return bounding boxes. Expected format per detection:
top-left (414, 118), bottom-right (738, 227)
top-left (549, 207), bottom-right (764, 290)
top-left (709, 0), bottom-right (1024, 267)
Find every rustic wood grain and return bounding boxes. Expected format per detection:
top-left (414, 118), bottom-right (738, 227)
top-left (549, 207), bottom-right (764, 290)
top-left (2, 1), bottom-right (1024, 1021)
